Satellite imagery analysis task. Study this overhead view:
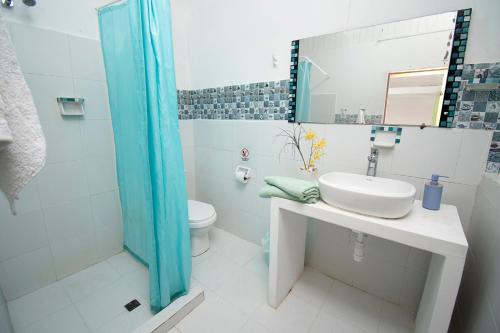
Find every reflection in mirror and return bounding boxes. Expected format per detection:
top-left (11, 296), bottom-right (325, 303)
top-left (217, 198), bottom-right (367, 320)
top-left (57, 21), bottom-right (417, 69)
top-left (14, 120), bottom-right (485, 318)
top-left (384, 68), bottom-right (447, 126)
top-left (292, 11), bottom-right (462, 126)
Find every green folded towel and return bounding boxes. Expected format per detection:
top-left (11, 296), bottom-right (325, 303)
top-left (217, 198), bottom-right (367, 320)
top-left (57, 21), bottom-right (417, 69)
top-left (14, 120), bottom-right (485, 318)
top-left (259, 185), bottom-right (319, 204)
top-left (264, 176), bottom-right (319, 201)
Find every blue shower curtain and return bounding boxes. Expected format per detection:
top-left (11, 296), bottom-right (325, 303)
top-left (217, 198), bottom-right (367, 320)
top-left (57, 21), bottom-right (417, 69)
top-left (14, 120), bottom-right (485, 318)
top-left (98, 0), bottom-right (191, 312)
top-left (296, 60), bottom-right (312, 122)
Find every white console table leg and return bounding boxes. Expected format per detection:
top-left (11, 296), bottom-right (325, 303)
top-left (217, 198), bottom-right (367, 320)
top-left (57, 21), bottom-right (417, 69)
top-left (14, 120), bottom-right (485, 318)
top-left (416, 253), bottom-right (466, 333)
top-left (268, 205), bottom-right (308, 308)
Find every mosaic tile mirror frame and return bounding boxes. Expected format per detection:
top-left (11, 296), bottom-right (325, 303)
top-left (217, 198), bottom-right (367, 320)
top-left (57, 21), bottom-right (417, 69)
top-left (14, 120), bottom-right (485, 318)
top-left (287, 9), bottom-right (472, 128)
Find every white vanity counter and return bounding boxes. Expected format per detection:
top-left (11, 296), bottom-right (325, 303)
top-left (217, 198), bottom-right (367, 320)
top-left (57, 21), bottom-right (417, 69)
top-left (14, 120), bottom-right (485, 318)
top-left (268, 198), bottom-right (468, 333)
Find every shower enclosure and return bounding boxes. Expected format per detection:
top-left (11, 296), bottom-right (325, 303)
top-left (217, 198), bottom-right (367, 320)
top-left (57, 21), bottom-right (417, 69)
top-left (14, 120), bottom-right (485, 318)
top-left (0, 1), bottom-right (198, 332)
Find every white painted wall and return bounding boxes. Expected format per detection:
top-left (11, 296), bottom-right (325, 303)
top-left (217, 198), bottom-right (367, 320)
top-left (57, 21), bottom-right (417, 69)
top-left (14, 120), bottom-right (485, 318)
top-left (0, 23), bottom-right (122, 301)
top-left (453, 174), bottom-right (500, 333)
top-left (183, 0), bottom-right (500, 90)
top-left (180, 119), bottom-right (492, 310)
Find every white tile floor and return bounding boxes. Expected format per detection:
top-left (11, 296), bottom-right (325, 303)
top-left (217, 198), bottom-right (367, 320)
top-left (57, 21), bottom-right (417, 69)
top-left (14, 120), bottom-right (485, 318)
top-left (176, 227), bottom-right (416, 333)
top-left (7, 227), bottom-right (416, 333)
top-left (8, 251), bottom-right (151, 333)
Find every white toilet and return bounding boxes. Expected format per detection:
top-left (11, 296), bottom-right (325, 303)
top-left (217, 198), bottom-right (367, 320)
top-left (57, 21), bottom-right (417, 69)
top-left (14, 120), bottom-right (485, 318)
top-left (188, 200), bottom-right (217, 257)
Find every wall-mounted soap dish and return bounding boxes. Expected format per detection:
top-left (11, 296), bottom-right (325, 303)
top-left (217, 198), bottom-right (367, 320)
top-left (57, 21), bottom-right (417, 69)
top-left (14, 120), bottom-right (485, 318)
top-left (57, 97), bottom-right (85, 116)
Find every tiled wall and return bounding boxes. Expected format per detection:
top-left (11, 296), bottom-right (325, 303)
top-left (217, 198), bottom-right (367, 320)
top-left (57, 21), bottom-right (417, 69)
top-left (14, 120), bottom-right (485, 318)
top-left (178, 71), bottom-right (499, 173)
top-left (454, 62), bottom-right (500, 173)
top-left (0, 289), bottom-right (12, 333)
top-left (0, 23), bottom-right (121, 301)
top-left (452, 174), bottom-right (500, 332)
top-left (177, 80), bottom-right (290, 120)
top-left (179, 119), bottom-right (492, 311)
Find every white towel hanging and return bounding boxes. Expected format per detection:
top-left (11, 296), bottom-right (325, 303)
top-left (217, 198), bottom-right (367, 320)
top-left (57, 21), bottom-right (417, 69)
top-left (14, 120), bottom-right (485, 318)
top-left (0, 18), bottom-right (46, 214)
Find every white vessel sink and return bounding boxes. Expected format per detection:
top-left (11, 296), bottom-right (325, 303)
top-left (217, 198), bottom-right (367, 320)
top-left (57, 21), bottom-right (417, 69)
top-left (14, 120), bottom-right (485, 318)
top-left (318, 172), bottom-right (416, 218)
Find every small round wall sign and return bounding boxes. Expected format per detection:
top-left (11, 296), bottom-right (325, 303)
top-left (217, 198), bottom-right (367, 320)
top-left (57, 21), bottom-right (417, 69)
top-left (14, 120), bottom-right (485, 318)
top-left (240, 147), bottom-right (250, 161)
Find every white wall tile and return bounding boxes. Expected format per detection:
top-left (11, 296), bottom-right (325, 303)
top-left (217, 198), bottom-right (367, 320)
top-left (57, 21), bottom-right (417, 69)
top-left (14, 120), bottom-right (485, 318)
top-left (40, 117), bottom-right (84, 164)
top-left (211, 120), bottom-right (234, 151)
top-left (454, 129), bottom-right (492, 186)
top-left (183, 146), bottom-right (196, 199)
top-left (9, 23), bottom-right (72, 77)
top-left (0, 248), bottom-right (56, 300)
top-left (389, 175), bottom-right (425, 201)
top-left (179, 120), bottom-right (194, 147)
top-left (73, 79), bottom-right (110, 120)
top-left (441, 182), bottom-right (477, 233)
top-left (232, 121), bottom-right (261, 156)
top-left (0, 178), bottom-right (41, 216)
top-left (91, 190), bottom-right (122, 231)
top-left (85, 156), bottom-right (118, 195)
top-left (80, 120), bottom-right (115, 158)
top-left (91, 191), bottom-right (123, 261)
top-left (306, 221), bottom-right (355, 285)
top-left (322, 125), bottom-right (373, 175)
top-left (43, 198), bottom-right (98, 279)
top-left (50, 234), bottom-right (98, 280)
top-left (68, 36), bottom-right (106, 82)
top-left (0, 210), bottom-right (48, 262)
top-left (37, 161), bottom-right (89, 207)
top-left (193, 120), bottom-right (214, 148)
top-left (364, 235), bottom-right (410, 267)
top-left (43, 197), bottom-right (94, 243)
top-left (352, 258), bottom-right (406, 304)
top-left (391, 127), bottom-right (462, 179)
top-left (24, 74), bottom-right (75, 123)
top-left (0, 289), bottom-right (12, 333)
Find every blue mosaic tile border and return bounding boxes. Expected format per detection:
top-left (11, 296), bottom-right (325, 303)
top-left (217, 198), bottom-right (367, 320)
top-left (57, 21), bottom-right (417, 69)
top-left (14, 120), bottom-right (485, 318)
top-left (370, 126), bottom-right (403, 144)
top-left (288, 40), bottom-right (300, 122)
top-left (454, 62), bottom-right (500, 173)
top-left (177, 80), bottom-right (289, 120)
top-left (439, 8), bottom-right (472, 128)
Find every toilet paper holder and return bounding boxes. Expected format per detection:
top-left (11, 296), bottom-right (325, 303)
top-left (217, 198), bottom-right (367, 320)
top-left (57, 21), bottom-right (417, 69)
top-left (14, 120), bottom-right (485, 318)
top-left (234, 165), bottom-right (251, 183)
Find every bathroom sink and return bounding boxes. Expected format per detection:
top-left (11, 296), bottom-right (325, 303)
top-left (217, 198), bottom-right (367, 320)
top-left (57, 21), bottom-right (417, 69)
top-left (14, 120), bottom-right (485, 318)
top-left (318, 172), bottom-right (416, 218)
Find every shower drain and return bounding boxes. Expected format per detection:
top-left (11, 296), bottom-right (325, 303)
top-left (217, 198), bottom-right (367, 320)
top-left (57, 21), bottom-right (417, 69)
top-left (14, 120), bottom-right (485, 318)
top-left (124, 299), bottom-right (141, 312)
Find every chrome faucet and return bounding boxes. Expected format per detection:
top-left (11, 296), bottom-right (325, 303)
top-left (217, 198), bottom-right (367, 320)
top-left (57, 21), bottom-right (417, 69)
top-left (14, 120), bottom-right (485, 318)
top-left (367, 147), bottom-right (378, 177)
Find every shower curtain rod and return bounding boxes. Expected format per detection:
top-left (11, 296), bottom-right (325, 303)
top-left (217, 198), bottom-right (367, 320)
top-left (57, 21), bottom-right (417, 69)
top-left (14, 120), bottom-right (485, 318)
top-left (299, 55), bottom-right (330, 78)
top-left (95, 0), bottom-right (125, 11)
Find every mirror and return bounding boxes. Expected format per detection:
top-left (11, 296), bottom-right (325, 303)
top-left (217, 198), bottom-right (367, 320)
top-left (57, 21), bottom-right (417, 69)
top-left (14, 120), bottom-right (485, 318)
top-left (289, 9), bottom-right (472, 127)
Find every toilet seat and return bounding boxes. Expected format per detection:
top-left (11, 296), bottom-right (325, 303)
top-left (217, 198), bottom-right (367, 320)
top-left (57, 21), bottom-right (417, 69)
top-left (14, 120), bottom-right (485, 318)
top-left (188, 200), bottom-right (216, 229)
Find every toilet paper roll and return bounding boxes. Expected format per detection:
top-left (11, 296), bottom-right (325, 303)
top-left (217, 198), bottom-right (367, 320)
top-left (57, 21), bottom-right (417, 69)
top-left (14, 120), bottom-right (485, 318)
top-left (234, 169), bottom-right (248, 184)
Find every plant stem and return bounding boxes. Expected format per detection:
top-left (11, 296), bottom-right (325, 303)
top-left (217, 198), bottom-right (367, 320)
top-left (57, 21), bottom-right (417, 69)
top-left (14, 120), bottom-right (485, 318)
top-left (295, 126), bottom-right (309, 169)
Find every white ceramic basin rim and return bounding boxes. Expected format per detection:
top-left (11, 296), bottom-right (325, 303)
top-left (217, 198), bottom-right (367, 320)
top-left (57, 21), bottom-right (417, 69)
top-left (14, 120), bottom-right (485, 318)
top-left (318, 172), bottom-right (416, 218)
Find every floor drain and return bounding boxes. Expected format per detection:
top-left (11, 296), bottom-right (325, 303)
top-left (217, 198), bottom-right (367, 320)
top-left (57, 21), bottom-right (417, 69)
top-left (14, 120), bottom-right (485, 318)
top-left (124, 299), bottom-right (141, 312)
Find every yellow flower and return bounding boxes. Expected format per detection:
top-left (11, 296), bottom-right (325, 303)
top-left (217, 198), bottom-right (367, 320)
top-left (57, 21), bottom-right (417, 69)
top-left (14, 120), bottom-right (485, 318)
top-left (313, 151), bottom-right (324, 161)
top-left (313, 138), bottom-right (327, 150)
top-left (304, 129), bottom-right (316, 141)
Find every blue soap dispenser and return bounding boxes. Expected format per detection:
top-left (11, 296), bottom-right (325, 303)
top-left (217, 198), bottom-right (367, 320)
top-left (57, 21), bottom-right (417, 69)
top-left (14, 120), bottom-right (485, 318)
top-left (422, 174), bottom-right (448, 210)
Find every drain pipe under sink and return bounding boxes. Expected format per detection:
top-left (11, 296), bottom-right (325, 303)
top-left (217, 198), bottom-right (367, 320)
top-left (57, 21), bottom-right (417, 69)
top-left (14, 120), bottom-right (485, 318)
top-left (352, 230), bottom-right (366, 262)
